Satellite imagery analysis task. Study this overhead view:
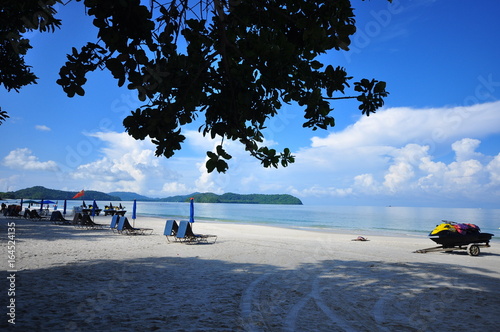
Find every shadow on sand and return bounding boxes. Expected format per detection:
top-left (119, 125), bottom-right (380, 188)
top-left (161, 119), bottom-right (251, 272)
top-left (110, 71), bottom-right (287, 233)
top-left (1, 219), bottom-right (500, 331)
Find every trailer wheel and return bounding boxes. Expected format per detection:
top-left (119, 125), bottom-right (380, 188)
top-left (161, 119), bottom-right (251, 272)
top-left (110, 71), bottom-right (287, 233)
top-left (467, 244), bottom-right (480, 256)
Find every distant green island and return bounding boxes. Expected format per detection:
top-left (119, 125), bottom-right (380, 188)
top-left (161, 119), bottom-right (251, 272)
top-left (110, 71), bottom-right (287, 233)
top-left (1, 186), bottom-right (302, 205)
top-left (157, 192), bottom-right (302, 205)
top-left (0, 186), bottom-right (120, 201)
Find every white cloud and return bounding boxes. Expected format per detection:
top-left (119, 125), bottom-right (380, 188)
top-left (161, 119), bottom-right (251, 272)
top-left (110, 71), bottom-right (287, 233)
top-left (12, 101), bottom-right (495, 207)
top-left (2, 148), bottom-right (59, 171)
top-left (72, 157), bottom-right (135, 182)
top-left (35, 125), bottom-right (51, 131)
top-left (68, 130), bottom-right (245, 196)
top-left (162, 182), bottom-right (190, 194)
top-left (175, 102), bottom-right (500, 206)
top-left (382, 144), bottom-right (428, 192)
top-left (286, 136), bottom-right (496, 205)
top-left (486, 154), bottom-right (500, 185)
top-left (189, 131), bottom-right (264, 194)
top-left (194, 157), bottom-right (221, 193)
top-left (0, 175), bottom-right (21, 192)
top-left (70, 132), bottom-right (173, 194)
top-left (384, 161), bottom-right (414, 192)
top-left (354, 173), bottom-right (377, 189)
top-left (310, 101), bottom-right (500, 151)
top-left (289, 185), bottom-right (353, 198)
top-left (451, 138), bottom-right (483, 162)
top-left (184, 130), bottom-right (221, 152)
top-left (241, 102), bottom-right (500, 206)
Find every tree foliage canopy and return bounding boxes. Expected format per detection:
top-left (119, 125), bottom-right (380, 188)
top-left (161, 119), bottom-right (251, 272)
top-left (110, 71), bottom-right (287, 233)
top-left (1, 0), bottom-right (390, 171)
top-left (0, 0), bottom-right (61, 124)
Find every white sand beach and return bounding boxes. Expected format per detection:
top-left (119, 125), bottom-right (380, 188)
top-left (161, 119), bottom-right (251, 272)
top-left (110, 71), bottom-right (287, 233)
top-left (1, 215), bottom-right (500, 331)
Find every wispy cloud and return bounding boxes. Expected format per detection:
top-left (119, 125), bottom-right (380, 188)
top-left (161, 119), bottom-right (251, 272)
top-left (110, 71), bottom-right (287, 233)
top-left (35, 125), bottom-right (51, 131)
top-left (69, 132), bottom-right (166, 194)
top-left (2, 148), bottom-right (59, 171)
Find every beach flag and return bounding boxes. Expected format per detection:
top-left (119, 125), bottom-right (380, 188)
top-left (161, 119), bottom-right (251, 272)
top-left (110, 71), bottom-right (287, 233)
top-left (72, 190), bottom-right (85, 199)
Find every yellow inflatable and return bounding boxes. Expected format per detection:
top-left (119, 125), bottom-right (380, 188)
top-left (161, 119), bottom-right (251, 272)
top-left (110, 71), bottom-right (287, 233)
top-left (430, 222), bottom-right (457, 235)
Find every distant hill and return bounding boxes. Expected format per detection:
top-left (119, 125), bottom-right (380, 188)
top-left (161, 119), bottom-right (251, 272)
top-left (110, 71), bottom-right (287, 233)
top-left (158, 193), bottom-right (201, 202)
top-left (108, 191), bottom-right (154, 201)
top-left (160, 192), bottom-right (303, 205)
top-left (0, 186), bottom-right (121, 201)
top-left (1, 187), bottom-right (302, 205)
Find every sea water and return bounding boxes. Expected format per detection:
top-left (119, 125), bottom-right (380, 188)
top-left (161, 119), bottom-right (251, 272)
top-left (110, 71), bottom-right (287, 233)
top-left (14, 200), bottom-right (500, 241)
top-left (136, 202), bottom-right (499, 238)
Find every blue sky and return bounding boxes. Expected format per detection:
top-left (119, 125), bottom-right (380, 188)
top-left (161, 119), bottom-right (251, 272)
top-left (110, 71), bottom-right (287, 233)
top-left (1, 0), bottom-right (500, 207)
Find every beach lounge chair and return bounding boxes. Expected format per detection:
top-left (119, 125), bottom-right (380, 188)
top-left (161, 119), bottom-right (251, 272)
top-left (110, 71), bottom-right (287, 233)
top-left (163, 219), bottom-right (179, 242)
top-left (22, 209), bottom-right (30, 219)
top-left (80, 214), bottom-right (106, 229)
top-left (109, 214), bottom-right (120, 232)
top-left (28, 209), bottom-right (46, 221)
top-left (50, 211), bottom-right (70, 225)
top-left (116, 216), bottom-right (153, 235)
top-left (176, 220), bottom-right (217, 244)
top-left (72, 212), bottom-right (84, 227)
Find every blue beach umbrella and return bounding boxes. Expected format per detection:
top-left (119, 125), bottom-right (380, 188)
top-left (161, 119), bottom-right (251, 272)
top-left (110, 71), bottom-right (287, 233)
top-left (63, 200), bottom-right (67, 216)
top-left (132, 199), bottom-right (137, 219)
top-left (189, 198), bottom-right (195, 223)
top-left (91, 200), bottom-right (98, 218)
top-left (40, 199), bottom-right (44, 213)
top-left (132, 199), bottom-right (137, 227)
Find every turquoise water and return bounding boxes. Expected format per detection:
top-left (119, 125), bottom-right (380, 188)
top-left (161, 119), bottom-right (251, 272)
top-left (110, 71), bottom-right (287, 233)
top-left (136, 202), bottom-right (499, 238)
top-left (13, 199), bottom-right (499, 240)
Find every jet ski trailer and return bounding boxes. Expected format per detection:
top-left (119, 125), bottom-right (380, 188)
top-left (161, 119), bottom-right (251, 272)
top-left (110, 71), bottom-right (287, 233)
top-left (414, 220), bottom-right (494, 256)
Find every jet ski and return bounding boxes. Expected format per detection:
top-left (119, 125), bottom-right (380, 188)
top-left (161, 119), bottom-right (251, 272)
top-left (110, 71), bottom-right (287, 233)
top-left (429, 221), bottom-right (494, 248)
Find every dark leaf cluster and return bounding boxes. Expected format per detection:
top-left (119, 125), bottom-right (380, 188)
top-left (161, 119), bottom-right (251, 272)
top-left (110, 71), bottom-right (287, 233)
top-left (0, 107), bottom-right (9, 124)
top-left (2, 1), bottom-right (390, 173)
top-left (0, 0), bottom-right (62, 120)
top-left (56, 0), bottom-right (389, 172)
